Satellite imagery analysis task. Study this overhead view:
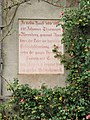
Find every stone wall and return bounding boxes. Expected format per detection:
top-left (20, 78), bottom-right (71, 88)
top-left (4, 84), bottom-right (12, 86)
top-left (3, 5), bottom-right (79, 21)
top-left (2, 0), bottom-right (68, 95)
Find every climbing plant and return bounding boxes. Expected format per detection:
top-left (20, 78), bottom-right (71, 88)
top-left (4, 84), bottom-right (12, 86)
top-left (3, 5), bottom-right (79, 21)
top-left (54, 0), bottom-right (90, 94)
top-left (54, 0), bottom-right (90, 96)
top-left (53, 0), bottom-right (90, 118)
top-left (0, 0), bottom-right (90, 120)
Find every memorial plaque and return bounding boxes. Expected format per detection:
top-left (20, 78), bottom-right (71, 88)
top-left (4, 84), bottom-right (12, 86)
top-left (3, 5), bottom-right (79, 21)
top-left (19, 19), bottom-right (64, 74)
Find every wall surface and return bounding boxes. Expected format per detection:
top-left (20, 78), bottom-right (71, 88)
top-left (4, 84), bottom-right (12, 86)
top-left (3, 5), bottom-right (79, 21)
top-left (0, 1), bottom-right (2, 95)
top-left (2, 0), bottom-right (68, 95)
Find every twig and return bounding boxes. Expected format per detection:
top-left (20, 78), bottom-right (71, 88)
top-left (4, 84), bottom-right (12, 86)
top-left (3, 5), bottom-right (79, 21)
top-left (1, 5), bottom-right (19, 41)
top-left (42, 107), bottom-right (53, 119)
top-left (0, 74), bottom-right (14, 92)
top-left (42, 0), bottom-right (78, 8)
top-left (42, 0), bottom-right (65, 8)
top-left (3, 4), bottom-right (19, 28)
top-left (1, 26), bottom-right (13, 41)
top-left (4, 0), bottom-right (31, 10)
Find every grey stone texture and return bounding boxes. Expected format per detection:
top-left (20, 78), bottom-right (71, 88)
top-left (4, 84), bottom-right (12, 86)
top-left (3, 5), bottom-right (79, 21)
top-left (2, 0), bottom-right (67, 95)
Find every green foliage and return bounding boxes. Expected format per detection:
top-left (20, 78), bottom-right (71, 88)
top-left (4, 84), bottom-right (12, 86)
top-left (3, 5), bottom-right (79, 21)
top-left (0, 0), bottom-right (90, 119)
top-left (53, 0), bottom-right (90, 119)
top-left (0, 79), bottom-right (89, 120)
top-left (53, 0), bottom-right (90, 99)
